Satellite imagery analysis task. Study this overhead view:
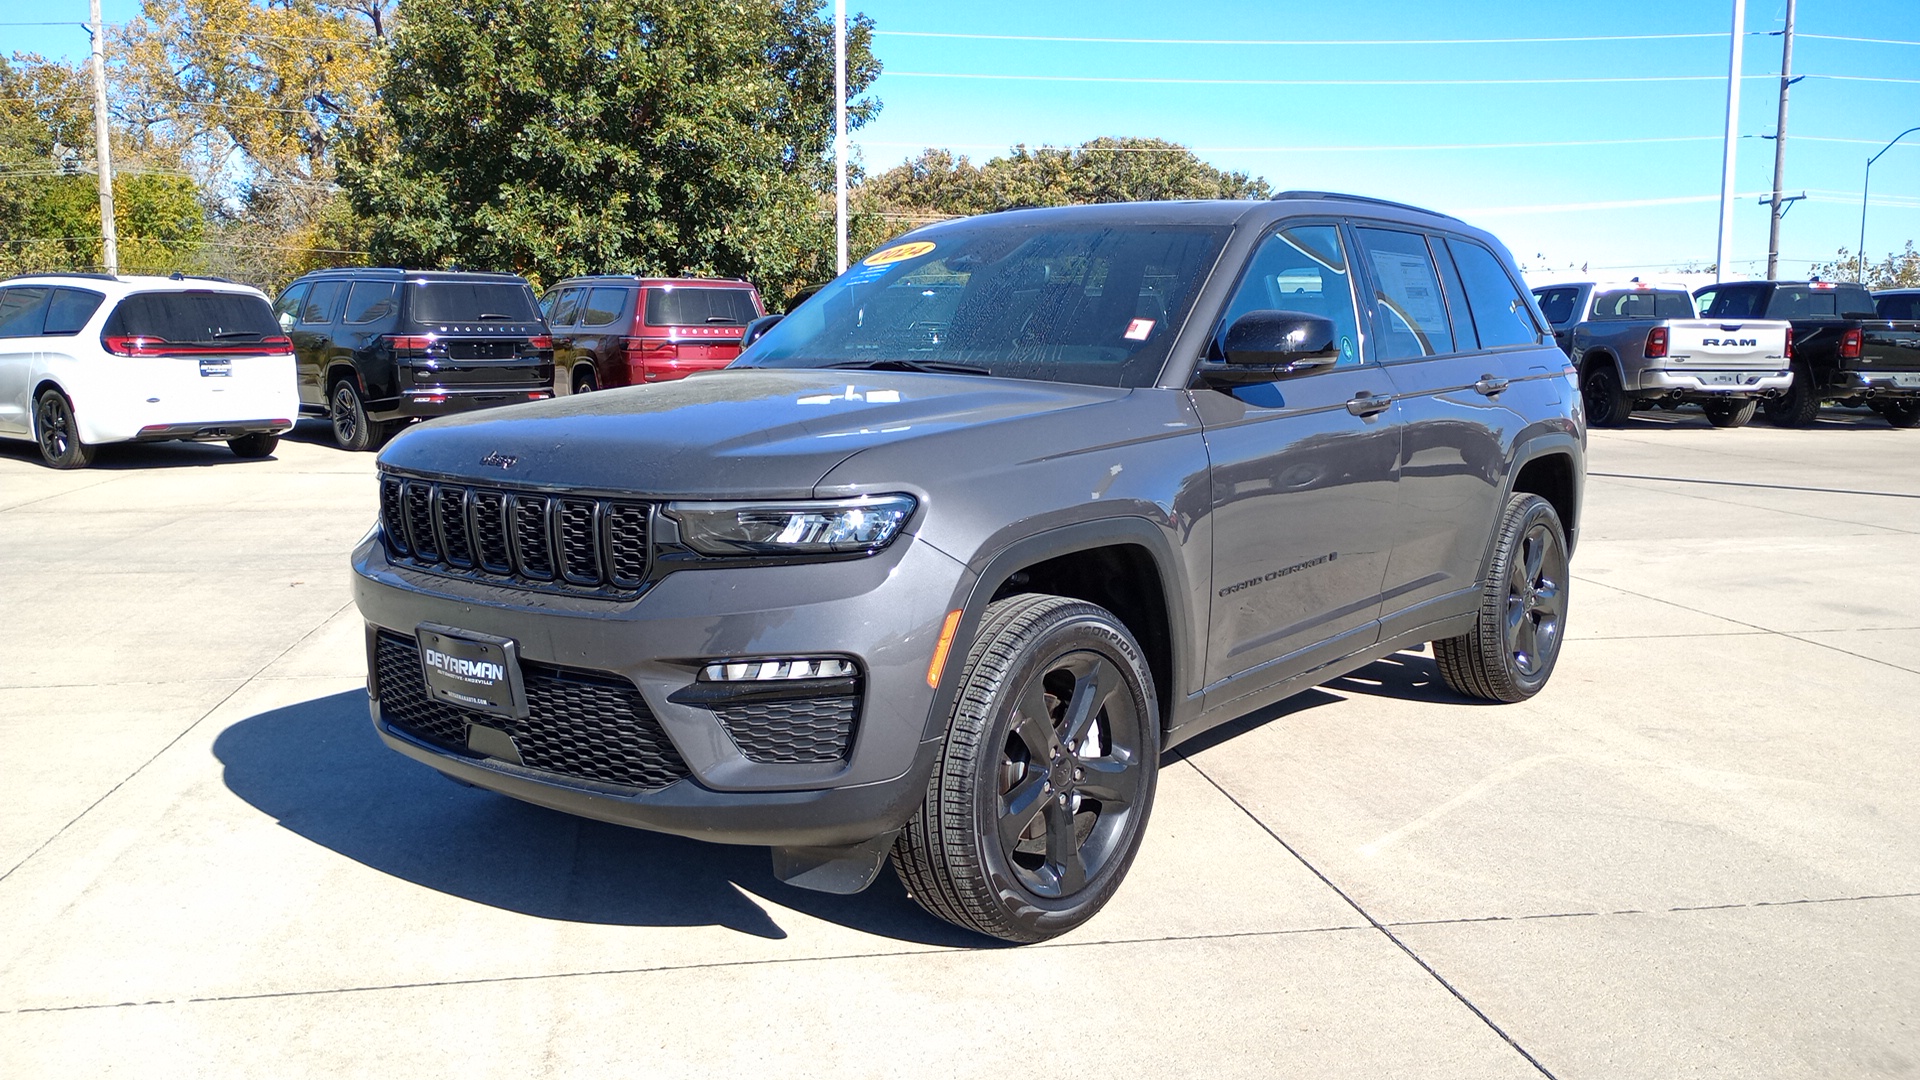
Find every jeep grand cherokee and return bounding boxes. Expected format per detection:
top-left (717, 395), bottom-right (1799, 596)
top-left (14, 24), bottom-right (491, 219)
top-left (352, 193), bottom-right (1585, 942)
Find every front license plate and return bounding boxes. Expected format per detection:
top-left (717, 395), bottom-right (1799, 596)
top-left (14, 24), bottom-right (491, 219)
top-left (1891, 372), bottom-right (1920, 388)
top-left (415, 624), bottom-right (527, 718)
top-left (1702, 372), bottom-right (1745, 386)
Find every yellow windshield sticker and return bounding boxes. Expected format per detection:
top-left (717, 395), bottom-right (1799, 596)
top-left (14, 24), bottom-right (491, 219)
top-left (863, 241), bottom-right (936, 267)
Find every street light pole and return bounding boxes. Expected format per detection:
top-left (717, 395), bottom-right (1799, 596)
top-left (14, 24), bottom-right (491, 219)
top-left (1715, 0), bottom-right (1746, 283)
top-left (87, 0), bottom-right (118, 276)
top-left (833, 0), bottom-right (847, 275)
top-left (1858, 126), bottom-right (1920, 285)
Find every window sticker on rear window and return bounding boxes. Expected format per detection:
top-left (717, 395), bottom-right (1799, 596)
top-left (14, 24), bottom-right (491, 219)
top-left (863, 241), bottom-right (936, 267)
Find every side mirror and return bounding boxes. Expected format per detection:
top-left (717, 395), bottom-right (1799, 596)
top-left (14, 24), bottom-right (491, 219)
top-left (1197, 310), bottom-right (1340, 385)
top-left (740, 313), bottom-right (783, 350)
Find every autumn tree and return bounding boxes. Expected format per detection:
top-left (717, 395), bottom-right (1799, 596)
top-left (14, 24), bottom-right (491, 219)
top-left (340, 0), bottom-right (879, 302)
top-left (1811, 243), bottom-right (1920, 289)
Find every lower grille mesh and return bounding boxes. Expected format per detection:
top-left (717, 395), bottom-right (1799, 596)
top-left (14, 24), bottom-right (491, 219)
top-left (374, 631), bottom-right (690, 791)
top-left (714, 695), bottom-right (858, 764)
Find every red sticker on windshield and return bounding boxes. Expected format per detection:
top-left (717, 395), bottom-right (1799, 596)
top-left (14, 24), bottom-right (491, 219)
top-left (1124, 318), bottom-right (1154, 341)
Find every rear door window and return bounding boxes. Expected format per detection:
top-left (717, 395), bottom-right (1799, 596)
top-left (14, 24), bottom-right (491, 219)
top-left (300, 281), bottom-right (345, 325)
top-left (343, 281), bottom-right (400, 325)
top-left (548, 288), bottom-right (584, 326)
top-left (0, 287), bottom-right (51, 338)
top-left (103, 291), bottom-right (281, 345)
top-left (1444, 239), bottom-right (1543, 348)
top-left (1354, 227), bottom-right (1455, 359)
top-left (411, 281), bottom-right (539, 323)
top-left (1878, 294), bottom-right (1920, 321)
top-left (1533, 287), bottom-right (1580, 326)
top-left (43, 288), bottom-right (105, 335)
top-left (580, 287), bottom-right (627, 327)
top-left (1696, 287), bottom-right (1762, 318)
top-left (644, 287), bottom-right (759, 327)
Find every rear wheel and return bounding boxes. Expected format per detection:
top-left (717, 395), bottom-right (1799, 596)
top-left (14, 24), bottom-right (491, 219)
top-left (893, 594), bottom-right (1159, 943)
top-left (34, 389), bottom-right (95, 469)
top-left (1435, 494), bottom-right (1569, 703)
top-left (329, 379), bottom-right (386, 451)
top-left (1880, 401), bottom-right (1920, 428)
top-left (1581, 363), bottom-right (1630, 428)
top-left (228, 432), bottom-right (279, 458)
top-left (572, 366), bottom-right (598, 395)
top-left (1764, 363), bottom-right (1820, 427)
top-left (1702, 398), bottom-right (1758, 429)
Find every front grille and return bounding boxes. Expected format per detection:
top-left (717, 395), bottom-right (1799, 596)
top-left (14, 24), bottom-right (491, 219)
top-left (714, 695), bottom-right (859, 764)
top-left (374, 631), bottom-right (691, 791)
top-left (378, 471), bottom-right (649, 597)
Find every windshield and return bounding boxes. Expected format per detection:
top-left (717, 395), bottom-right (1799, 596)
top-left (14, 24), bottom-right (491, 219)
top-left (737, 222), bottom-right (1229, 387)
top-left (410, 281), bottom-right (540, 323)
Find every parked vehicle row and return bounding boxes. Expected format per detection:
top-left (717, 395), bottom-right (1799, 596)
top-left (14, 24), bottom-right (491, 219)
top-left (1534, 277), bottom-right (1920, 429)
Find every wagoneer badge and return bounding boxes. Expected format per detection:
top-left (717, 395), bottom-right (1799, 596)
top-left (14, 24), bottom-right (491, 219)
top-left (480, 452), bottom-right (518, 469)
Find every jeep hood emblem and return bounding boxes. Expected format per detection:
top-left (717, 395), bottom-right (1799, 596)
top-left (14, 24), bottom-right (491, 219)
top-left (480, 452), bottom-right (519, 469)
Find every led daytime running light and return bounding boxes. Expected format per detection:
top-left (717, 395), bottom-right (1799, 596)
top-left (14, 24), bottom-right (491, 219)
top-left (701, 657), bottom-right (857, 682)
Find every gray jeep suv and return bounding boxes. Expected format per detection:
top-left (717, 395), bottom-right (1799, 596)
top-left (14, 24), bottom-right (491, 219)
top-left (352, 193), bottom-right (1585, 942)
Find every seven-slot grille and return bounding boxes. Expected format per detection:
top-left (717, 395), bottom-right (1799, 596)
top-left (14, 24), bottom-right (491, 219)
top-left (374, 632), bottom-right (690, 791)
top-left (379, 472), bottom-right (650, 596)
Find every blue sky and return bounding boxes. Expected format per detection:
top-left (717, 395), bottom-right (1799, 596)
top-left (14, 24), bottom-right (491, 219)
top-left (10, 0), bottom-right (1919, 280)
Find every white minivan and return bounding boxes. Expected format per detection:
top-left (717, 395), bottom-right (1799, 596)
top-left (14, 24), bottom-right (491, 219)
top-left (0, 273), bottom-right (299, 468)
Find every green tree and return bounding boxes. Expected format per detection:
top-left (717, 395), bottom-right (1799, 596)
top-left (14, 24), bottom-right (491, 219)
top-left (859, 137), bottom-right (1271, 221)
top-left (1811, 243), bottom-right (1920, 289)
top-left (340, 0), bottom-right (879, 300)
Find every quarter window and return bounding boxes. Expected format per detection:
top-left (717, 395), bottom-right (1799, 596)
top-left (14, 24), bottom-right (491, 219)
top-left (342, 281), bottom-right (400, 325)
top-left (0, 288), bottom-right (51, 338)
top-left (1444, 239), bottom-right (1542, 348)
top-left (1355, 227), bottom-right (1454, 359)
top-left (580, 287), bottom-right (627, 327)
top-left (1215, 223), bottom-right (1363, 368)
top-left (43, 288), bottom-right (104, 335)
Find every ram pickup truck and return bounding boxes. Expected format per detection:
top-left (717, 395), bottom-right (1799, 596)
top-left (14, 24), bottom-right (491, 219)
top-left (1695, 280), bottom-right (1920, 428)
top-left (1533, 281), bottom-right (1792, 428)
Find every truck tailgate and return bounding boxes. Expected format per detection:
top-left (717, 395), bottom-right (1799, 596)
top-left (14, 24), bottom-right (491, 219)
top-left (1665, 319), bottom-right (1790, 369)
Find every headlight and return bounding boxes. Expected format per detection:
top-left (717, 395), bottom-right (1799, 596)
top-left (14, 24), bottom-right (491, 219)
top-left (666, 494), bottom-right (917, 556)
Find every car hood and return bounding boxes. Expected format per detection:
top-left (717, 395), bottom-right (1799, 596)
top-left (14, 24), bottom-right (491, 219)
top-left (376, 368), bottom-right (1125, 497)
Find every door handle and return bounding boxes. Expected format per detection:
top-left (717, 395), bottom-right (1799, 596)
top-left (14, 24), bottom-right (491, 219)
top-left (1474, 375), bottom-right (1510, 397)
top-left (1346, 392), bottom-right (1393, 417)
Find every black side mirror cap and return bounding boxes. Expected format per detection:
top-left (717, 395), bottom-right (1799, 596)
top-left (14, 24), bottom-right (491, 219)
top-left (1196, 309), bottom-right (1341, 385)
top-left (740, 313), bottom-right (783, 350)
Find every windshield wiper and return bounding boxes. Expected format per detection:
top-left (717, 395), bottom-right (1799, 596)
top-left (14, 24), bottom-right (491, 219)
top-left (827, 358), bottom-right (991, 376)
top-left (475, 313), bottom-right (516, 321)
top-left (211, 331), bottom-right (265, 339)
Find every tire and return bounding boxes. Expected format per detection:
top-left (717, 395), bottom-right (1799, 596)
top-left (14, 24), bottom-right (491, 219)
top-left (1581, 363), bottom-right (1630, 428)
top-left (1880, 401), bottom-right (1920, 428)
top-left (329, 378), bottom-right (386, 451)
top-left (227, 432), bottom-right (280, 458)
top-left (572, 366), bottom-right (597, 395)
top-left (1764, 363), bottom-right (1820, 427)
top-left (1434, 494), bottom-right (1569, 703)
top-left (1702, 398), bottom-right (1758, 429)
top-left (893, 593), bottom-right (1160, 943)
top-left (34, 388), bottom-right (96, 469)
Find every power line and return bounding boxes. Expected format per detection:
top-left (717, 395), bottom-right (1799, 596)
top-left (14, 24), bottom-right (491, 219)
top-left (1797, 33), bottom-right (1920, 46)
top-left (886, 70), bottom-right (1918, 87)
top-left (873, 30), bottom-right (1727, 46)
top-left (857, 135), bottom-right (1723, 153)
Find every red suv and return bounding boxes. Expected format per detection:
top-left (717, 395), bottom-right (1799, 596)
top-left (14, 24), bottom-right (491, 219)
top-left (540, 277), bottom-right (765, 394)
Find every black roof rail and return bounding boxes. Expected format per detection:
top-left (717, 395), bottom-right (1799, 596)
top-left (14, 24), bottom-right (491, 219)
top-left (166, 271), bottom-right (236, 283)
top-left (1268, 190), bottom-right (1458, 221)
top-left (7, 271), bottom-right (118, 281)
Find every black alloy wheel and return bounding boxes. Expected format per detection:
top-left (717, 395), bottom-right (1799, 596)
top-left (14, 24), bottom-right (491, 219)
top-left (330, 379), bottom-right (382, 452)
top-left (894, 594), bottom-right (1159, 943)
top-left (1581, 364), bottom-right (1630, 428)
top-left (1435, 494), bottom-right (1569, 702)
top-left (34, 389), bottom-right (95, 469)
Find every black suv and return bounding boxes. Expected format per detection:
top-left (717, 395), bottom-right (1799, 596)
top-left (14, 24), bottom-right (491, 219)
top-left (272, 269), bottom-right (554, 450)
top-left (352, 194), bottom-right (1584, 942)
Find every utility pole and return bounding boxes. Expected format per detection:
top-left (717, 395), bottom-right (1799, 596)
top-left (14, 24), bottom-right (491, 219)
top-left (833, 0), bottom-right (847, 275)
top-left (88, 0), bottom-right (119, 276)
top-left (1765, 0), bottom-right (1796, 280)
top-left (1715, 0), bottom-right (1745, 283)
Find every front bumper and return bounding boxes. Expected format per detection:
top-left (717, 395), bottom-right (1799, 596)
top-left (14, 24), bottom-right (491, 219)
top-left (352, 530), bottom-right (970, 847)
top-left (1633, 369), bottom-right (1792, 396)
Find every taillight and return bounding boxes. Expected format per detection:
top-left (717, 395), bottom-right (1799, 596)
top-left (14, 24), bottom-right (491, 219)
top-left (385, 334), bottom-right (437, 353)
top-left (104, 335), bottom-right (165, 356)
top-left (1839, 328), bottom-right (1862, 360)
top-left (1785, 328), bottom-right (1794, 358)
top-left (1644, 327), bottom-right (1669, 359)
top-left (104, 335), bottom-right (292, 357)
top-left (528, 335), bottom-right (553, 350)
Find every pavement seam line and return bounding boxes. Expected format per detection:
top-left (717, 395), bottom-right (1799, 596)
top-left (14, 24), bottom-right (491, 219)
top-left (0, 599), bottom-right (359, 886)
top-left (0, 923), bottom-right (1376, 1016)
top-left (1384, 891), bottom-right (1920, 927)
top-left (1575, 576), bottom-right (1920, 678)
top-left (1179, 752), bottom-right (1561, 1080)
top-left (1588, 473), bottom-right (1916, 536)
top-left (0, 474), bottom-right (126, 513)
top-left (1588, 471), bottom-right (1920, 500)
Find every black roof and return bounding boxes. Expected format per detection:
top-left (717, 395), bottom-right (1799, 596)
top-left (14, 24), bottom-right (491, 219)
top-left (291, 267), bottom-right (532, 283)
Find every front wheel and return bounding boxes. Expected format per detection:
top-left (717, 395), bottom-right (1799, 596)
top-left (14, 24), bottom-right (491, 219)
top-left (228, 432), bottom-right (279, 458)
top-left (893, 594), bottom-right (1160, 943)
top-left (1581, 364), bottom-right (1630, 428)
top-left (35, 389), bottom-right (96, 469)
top-left (1702, 398), bottom-right (1758, 428)
top-left (1434, 494), bottom-right (1569, 703)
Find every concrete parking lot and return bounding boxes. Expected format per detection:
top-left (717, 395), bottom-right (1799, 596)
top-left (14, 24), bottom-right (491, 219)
top-left (2, 409), bottom-right (1916, 1079)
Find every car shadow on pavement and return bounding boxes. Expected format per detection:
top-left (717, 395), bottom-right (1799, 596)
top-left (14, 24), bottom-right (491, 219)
top-left (213, 689), bottom-right (989, 948)
top-left (0, 432), bottom-right (280, 470)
